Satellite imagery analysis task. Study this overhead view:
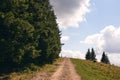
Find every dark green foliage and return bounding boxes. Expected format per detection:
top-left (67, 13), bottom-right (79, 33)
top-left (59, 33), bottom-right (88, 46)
top-left (91, 48), bottom-right (97, 62)
top-left (85, 48), bottom-right (97, 62)
top-left (85, 49), bottom-right (91, 60)
top-left (101, 52), bottom-right (110, 64)
top-left (0, 0), bottom-right (61, 73)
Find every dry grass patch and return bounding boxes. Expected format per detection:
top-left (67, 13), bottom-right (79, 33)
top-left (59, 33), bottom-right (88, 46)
top-left (0, 58), bottom-right (63, 80)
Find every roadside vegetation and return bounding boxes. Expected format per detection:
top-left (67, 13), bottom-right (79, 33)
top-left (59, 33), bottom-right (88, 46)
top-left (0, 58), bottom-right (63, 80)
top-left (71, 58), bottom-right (120, 80)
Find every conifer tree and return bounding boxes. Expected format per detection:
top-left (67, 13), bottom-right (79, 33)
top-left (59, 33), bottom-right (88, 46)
top-left (101, 52), bottom-right (110, 64)
top-left (91, 48), bottom-right (97, 62)
top-left (0, 0), bottom-right (37, 67)
top-left (0, 0), bottom-right (61, 70)
top-left (85, 49), bottom-right (91, 60)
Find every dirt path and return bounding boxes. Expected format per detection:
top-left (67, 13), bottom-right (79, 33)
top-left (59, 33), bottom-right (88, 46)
top-left (31, 58), bottom-right (81, 80)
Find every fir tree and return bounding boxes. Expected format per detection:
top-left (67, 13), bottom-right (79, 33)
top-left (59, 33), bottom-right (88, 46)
top-left (101, 52), bottom-right (110, 64)
top-left (0, 0), bottom-right (61, 71)
top-left (91, 48), bottom-right (97, 62)
top-left (85, 49), bottom-right (91, 60)
top-left (0, 0), bottom-right (37, 66)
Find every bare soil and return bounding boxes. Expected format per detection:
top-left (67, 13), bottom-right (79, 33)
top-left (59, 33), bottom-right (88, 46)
top-left (31, 58), bottom-right (81, 80)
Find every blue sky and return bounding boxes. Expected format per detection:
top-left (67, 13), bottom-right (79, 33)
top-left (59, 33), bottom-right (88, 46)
top-left (50, 0), bottom-right (120, 66)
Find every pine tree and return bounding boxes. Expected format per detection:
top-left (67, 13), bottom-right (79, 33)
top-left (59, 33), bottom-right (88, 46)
top-left (85, 49), bottom-right (91, 60)
top-left (91, 48), bottom-right (97, 62)
top-left (101, 52), bottom-right (110, 64)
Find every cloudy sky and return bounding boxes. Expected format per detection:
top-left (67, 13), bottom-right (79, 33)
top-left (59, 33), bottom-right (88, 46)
top-left (50, 0), bottom-right (120, 66)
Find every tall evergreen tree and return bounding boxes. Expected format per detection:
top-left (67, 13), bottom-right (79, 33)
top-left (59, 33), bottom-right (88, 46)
top-left (30, 0), bottom-right (61, 64)
top-left (91, 48), bottom-right (97, 62)
top-left (101, 52), bottom-right (110, 64)
top-left (0, 0), bottom-right (36, 66)
top-left (85, 49), bottom-right (91, 60)
top-left (0, 0), bottom-right (61, 70)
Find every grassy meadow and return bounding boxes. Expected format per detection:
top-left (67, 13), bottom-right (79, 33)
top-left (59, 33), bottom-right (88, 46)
top-left (71, 58), bottom-right (120, 80)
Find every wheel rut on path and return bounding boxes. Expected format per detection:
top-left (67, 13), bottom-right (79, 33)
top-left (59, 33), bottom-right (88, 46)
top-left (31, 58), bottom-right (81, 80)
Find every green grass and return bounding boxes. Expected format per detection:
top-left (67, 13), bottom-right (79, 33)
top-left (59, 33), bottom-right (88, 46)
top-left (71, 58), bottom-right (120, 80)
top-left (0, 58), bottom-right (63, 80)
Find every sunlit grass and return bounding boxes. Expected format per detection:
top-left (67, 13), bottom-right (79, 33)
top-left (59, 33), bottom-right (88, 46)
top-left (71, 58), bottom-right (120, 80)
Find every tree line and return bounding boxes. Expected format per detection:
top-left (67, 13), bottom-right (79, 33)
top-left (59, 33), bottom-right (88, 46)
top-left (85, 48), bottom-right (110, 64)
top-left (0, 0), bottom-right (61, 72)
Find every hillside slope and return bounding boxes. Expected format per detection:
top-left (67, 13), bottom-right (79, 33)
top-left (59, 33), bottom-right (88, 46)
top-left (71, 58), bottom-right (120, 80)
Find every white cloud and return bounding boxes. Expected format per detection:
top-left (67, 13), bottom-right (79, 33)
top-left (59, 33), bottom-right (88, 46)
top-left (61, 36), bottom-right (70, 42)
top-left (80, 25), bottom-right (120, 53)
top-left (80, 25), bottom-right (120, 66)
top-left (80, 34), bottom-right (102, 45)
top-left (109, 53), bottom-right (120, 66)
top-left (60, 50), bottom-right (85, 59)
top-left (50, 0), bottom-right (91, 29)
